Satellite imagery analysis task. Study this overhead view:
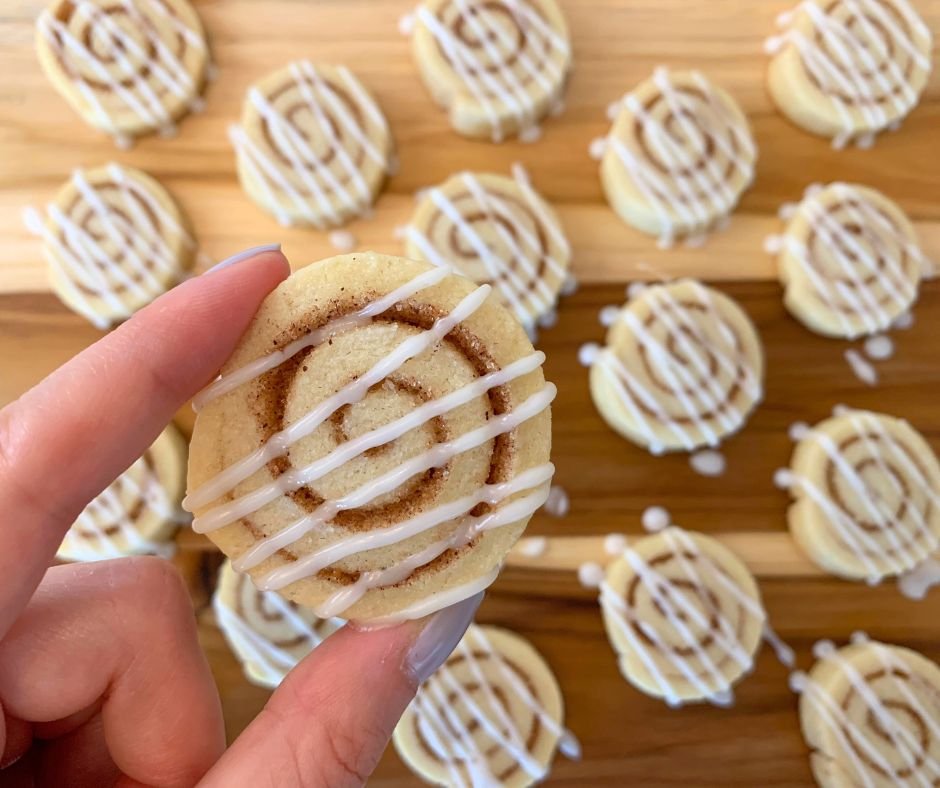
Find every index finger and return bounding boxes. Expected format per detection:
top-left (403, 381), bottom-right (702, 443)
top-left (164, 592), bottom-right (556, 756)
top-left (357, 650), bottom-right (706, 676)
top-left (0, 247), bottom-right (289, 634)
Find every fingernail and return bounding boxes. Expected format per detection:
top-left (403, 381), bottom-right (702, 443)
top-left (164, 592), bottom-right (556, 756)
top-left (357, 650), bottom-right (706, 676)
top-left (405, 592), bottom-right (483, 684)
top-left (203, 243), bottom-right (281, 274)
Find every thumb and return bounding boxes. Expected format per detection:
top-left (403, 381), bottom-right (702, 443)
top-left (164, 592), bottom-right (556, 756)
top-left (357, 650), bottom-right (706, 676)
top-left (200, 593), bottom-right (483, 787)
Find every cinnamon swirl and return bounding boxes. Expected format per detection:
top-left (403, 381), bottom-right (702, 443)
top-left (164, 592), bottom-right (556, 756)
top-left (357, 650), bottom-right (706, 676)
top-left (588, 280), bottom-right (764, 454)
top-left (213, 560), bottom-right (343, 689)
top-left (58, 423), bottom-right (187, 562)
top-left (230, 61), bottom-right (394, 229)
top-left (185, 252), bottom-right (553, 624)
top-left (795, 635), bottom-right (940, 787)
top-left (405, 166), bottom-right (571, 335)
top-left (779, 409), bottom-right (940, 583)
top-left (36, 0), bottom-right (210, 147)
top-left (770, 182), bottom-right (927, 339)
top-left (600, 68), bottom-right (757, 247)
top-left (766, 0), bottom-right (932, 149)
top-left (393, 624), bottom-right (577, 787)
top-left (409, 0), bottom-right (571, 141)
top-left (600, 527), bottom-right (766, 706)
top-left (28, 163), bottom-right (197, 329)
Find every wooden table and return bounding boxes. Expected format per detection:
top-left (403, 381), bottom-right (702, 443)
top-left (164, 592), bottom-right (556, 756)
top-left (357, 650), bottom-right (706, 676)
top-left (3, 1), bottom-right (940, 784)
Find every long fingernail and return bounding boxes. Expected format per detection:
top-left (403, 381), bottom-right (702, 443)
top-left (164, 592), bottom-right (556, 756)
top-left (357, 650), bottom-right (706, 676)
top-left (203, 243), bottom-right (281, 274)
top-left (405, 592), bottom-right (483, 684)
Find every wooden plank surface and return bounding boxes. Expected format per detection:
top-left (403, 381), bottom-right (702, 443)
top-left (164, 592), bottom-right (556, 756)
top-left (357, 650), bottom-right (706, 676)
top-left (2, 1), bottom-right (940, 785)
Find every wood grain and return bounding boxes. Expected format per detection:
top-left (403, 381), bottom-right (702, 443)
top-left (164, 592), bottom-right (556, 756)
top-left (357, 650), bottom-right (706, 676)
top-left (2, 0), bottom-right (940, 785)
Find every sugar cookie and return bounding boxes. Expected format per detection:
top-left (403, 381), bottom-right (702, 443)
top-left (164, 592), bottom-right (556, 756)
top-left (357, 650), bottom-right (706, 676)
top-left (36, 0), bottom-right (210, 147)
top-left (58, 424), bottom-right (187, 562)
top-left (410, 0), bottom-right (571, 141)
top-left (185, 252), bottom-right (553, 624)
top-left (766, 0), bottom-right (932, 149)
top-left (600, 68), bottom-right (756, 247)
top-left (27, 163), bottom-right (197, 329)
top-left (589, 280), bottom-right (764, 454)
top-left (780, 409), bottom-right (940, 583)
top-left (230, 61), bottom-right (393, 228)
top-left (795, 637), bottom-right (940, 787)
top-left (771, 182), bottom-right (927, 339)
top-left (394, 624), bottom-right (576, 787)
top-left (600, 526), bottom-right (766, 706)
top-left (213, 560), bottom-right (343, 689)
top-left (405, 166), bottom-right (570, 335)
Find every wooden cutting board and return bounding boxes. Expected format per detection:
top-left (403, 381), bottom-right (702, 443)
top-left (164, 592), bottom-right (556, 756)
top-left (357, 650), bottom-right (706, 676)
top-left (2, 0), bottom-right (940, 784)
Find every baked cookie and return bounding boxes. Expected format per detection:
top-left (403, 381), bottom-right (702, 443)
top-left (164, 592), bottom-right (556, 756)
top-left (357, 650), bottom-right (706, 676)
top-left (780, 409), bottom-right (940, 583)
top-left (795, 636), bottom-right (940, 788)
top-left (410, 0), bottom-right (571, 141)
top-left (588, 280), bottom-right (764, 454)
top-left (394, 624), bottom-right (576, 787)
top-left (771, 182), bottom-right (927, 339)
top-left (405, 167), bottom-right (571, 336)
top-left (600, 526), bottom-right (766, 706)
top-left (185, 252), bottom-right (553, 624)
top-left (600, 68), bottom-right (756, 247)
top-left (36, 0), bottom-right (210, 147)
top-left (766, 0), bottom-right (932, 149)
top-left (58, 423), bottom-right (187, 562)
top-left (230, 61), bottom-right (393, 228)
top-left (27, 163), bottom-right (197, 329)
top-left (213, 560), bottom-right (343, 689)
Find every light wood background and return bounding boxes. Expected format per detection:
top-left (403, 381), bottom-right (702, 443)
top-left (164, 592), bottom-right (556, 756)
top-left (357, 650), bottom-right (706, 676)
top-left (2, 0), bottom-right (940, 785)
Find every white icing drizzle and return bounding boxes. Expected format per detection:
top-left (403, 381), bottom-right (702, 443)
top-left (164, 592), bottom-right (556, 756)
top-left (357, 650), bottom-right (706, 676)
top-left (577, 342), bottom-right (600, 367)
top-left (599, 527), bottom-right (766, 707)
top-left (845, 348), bottom-right (878, 385)
top-left (641, 505), bottom-right (671, 533)
top-left (864, 333), bottom-right (895, 361)
top-left (779, 412), bottom-right (940, 581)
top-left (405, 165), bottom-right (570, 334)
top-left (588, 136), bottom-right (607, 160)
top-left (599, 304), bottom-right (620, 327)
top-left (780, 183), bottom-right (926, 337)
top-left (328, 229), bottom-right (357, 251)
top-left (37, 0), bottom-right (208, 142)
top-left (407, 625), bottom-right (578, 787)
top-left (230, 61), bottom-right (391, 228)
top-left (577, 562), bottom-right (605, 589)
top-left (898, 557), bottom-right (940, 601)
top-left (213, 569), bottom-right (343, 688)
top-left (894, 311), bottom-right (915, 330)
top-left (766, 0), bottom-right (932, 148)
top-left (689, 449), bottom-right (727, 477)
top-left (415, 0), bottom-right (570, 142)
top-left (794, 638), bottom-right (940, 784)
top-left (607, 68), bottom-right (756, 247)
top-left (25, 164), bottom-right (196, 328)
top-left (186, 269), bottom-right (554, 621)
top-left (59, 451), bottom-right (180, 561)
top-left (591, 281), bottom-right (761, 455)
top-left (543, 485), bottom-right (569, 518)
top-left (517, 535), bottom-right (548, 557)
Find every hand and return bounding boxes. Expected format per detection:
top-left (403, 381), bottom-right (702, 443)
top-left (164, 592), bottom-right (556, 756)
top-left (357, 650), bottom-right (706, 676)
top-left (0, 248), bottom-right (480, 787)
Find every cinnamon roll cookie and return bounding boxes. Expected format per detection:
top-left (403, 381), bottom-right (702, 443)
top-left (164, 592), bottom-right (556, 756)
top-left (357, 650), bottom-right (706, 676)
top-left (213, 560), bottom-right (343, 689)
top-left (588, 280), bottom-right (764, 454)
top-left (58, 423), bottom-right (187, 562)
top-left (36, 0), bottom-right (210, 147)
top-left (766, 0), bottom-right (932, 149)
top-left (409, 0), bottom-right (571, 141)
top-left (600, 68), bottom-right (757, 247)
top-left (600, 527), bottom-right (766, 706)
top-left (405, 166), bottom-right (571, 335)
top-left (394, 624), bottom-right (577, 787)
top-left (769, 183), bottom-right (928, 339)
top-left (779, 410), bottom-right (940, 583)
top-left (794, 635), bottom-right (940, 787)
top-left (26, 163), bottom-right (197, 329)
top-left (185, 252), bottom-right (553, 624)
top-left (230, 61), bottom-right (393, 229)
